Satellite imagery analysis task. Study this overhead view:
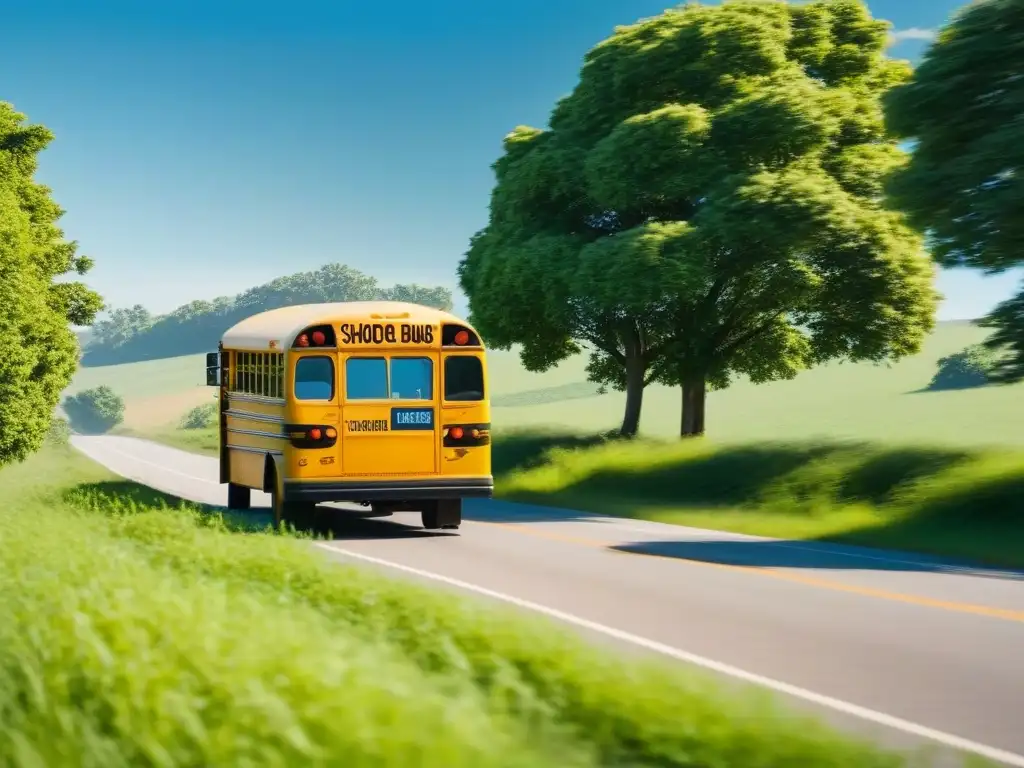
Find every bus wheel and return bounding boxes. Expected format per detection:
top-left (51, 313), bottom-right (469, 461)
top-left (227, 482), bottom-right (251, 510)
top-left (269, 468), bottom-right (315, 532)
top-left (422, 499), bottom-right (461, 530)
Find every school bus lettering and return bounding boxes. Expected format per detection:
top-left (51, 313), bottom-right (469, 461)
top-left (346, 419), bottom-right (389, 432)
top-left (399, 323), bottom-right (434, 344)
top-left (338, 322), bottom-right (434, 345)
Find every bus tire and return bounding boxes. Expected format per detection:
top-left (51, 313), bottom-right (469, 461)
top-left (268, 465), bottom-right (315, 531)
top-left (227, 482), bottom-right (250, 510)
top-left (422, 499), bottom-right (461, 530)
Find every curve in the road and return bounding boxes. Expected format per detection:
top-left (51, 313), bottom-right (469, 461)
top-left (70, 435), bottom-right (1024, 767)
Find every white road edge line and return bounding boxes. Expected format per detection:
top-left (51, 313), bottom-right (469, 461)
top-left (70, 438), bottom-right (1024, 765)
top-left (315, 542), bottom-right (1024, 767)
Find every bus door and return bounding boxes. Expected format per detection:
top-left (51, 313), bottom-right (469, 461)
top-left (290, 352), bottom-right (342, 477)
top-left (340, 351), bottom-right (440, 477)
top-left (439, 351), bottom-right (490, 477)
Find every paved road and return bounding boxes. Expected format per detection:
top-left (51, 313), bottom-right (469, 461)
top-left (72, 435), bottom-right (1024, 766)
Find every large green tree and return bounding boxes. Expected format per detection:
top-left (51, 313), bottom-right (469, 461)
top-left (883, 0), bottom-right (1024, 382)
top-left (0, 102), bottom-right (103, 466)
top-left (459, 0), bottom-right (938, 436)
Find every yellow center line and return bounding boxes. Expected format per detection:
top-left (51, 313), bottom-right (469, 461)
top-left (473, 521), bottom-right (1024, 624)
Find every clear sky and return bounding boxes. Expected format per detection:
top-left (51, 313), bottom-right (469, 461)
top-left (2, 0), bottom-right (1018, 322)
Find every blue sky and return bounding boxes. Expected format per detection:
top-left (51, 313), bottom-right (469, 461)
top-left (2, 0), bottom-right (1018, 322)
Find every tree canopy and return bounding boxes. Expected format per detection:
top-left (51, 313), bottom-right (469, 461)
top-left (459, 0), bottom-right (938, 436)
top-left (82, 264), bottom-right (454, 366)
top-left (0, 102), bottom-right (103, 467)
top-left (883, 0), bottom-right (1024, 382)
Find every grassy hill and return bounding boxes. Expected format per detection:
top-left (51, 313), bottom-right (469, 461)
top-left (65, 319), bottom-right (1024, 447)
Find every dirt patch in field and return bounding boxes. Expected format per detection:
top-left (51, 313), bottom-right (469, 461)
top-left (124, 387), bottom-right (215, 429)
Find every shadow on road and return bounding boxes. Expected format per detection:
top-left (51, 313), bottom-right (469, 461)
top-left (64, 480), bottom-right (456, 541)
top-left (609, 539), bottom-right (1024, 580)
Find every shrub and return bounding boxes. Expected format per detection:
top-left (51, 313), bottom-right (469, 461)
top-left (63, 386), bottom-right (125, 434)
top-left (180, 401), bottom-right (218, 430)
top-left (45, 417), bottom-right (71, 447)
top-left (927, 344), bottom-right (996, 391)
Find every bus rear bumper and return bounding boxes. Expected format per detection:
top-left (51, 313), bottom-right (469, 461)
top-left (284, 477), bottom-right (494, 504)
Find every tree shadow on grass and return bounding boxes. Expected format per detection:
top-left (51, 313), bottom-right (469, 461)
top-left (481, 437), bottom-right (1024, 571)
top-left (63, 480), bottom-right (455, 541)
top-left (485, 439), bottom-right (974, 521)
top-left (809, 470), bottom-right (1024, 572)
top-left (491, 430), bottom-right (613, 477)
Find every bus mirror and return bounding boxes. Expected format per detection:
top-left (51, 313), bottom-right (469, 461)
top-left (205, 352), bottom-right (220, 387)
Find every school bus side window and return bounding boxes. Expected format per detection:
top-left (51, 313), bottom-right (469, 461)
top-left (295, 356), bottom-right (335, 400)
top-left (346, 357), bottom-right (388, 400)
top-left (444, 356), bottom-right (484, 401)
top-left (390, 357), bottom-right (432, 400)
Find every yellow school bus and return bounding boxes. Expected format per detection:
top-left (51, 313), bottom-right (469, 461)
top-left (204, 301), bottom-right (492, 529)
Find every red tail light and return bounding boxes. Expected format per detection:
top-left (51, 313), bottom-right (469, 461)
top-left (309, 427), bottom-right (322, 440)
top-left (449, 426), bottom-right (464, 439)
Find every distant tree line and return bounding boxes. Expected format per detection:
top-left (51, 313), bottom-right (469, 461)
top-left (82, 264), bottom-right (454, 367)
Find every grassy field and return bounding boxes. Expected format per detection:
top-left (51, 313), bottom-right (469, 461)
top-left (71, 320), bottom-right (1024, 447)
top-left (0, 446), bottom-right (925, 767)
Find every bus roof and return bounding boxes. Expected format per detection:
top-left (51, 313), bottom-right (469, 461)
top-left (220, 301), bottom-right (475, 351)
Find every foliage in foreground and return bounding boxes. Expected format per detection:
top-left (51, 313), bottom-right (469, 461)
top-left (460, 0), bottom-right (938, 439)
top-left (63, 385), bottom-right (125, 434)
top-left (0, 101), bottom-right (103, 468)
top-left (0, 449), bottom-right (918, 767)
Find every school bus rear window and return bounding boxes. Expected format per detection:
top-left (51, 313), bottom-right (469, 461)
top-left (390, 357), bottom-right (432, 400)
top-left (232, 351), bottom-right (284, 397)
top-left (346, 357), bottom-right (388, 399)
top-left (444, 356), bottom-right (484, 401)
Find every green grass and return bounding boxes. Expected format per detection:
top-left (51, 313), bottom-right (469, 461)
top-left (494, 431), bottom-right (1024, 569)
top-left (0, 447), bottom-right (933, 767)
top-left (72, 320), bottom-right (1024, 445)
top-left (132, 422), bottom-right (1024, 568)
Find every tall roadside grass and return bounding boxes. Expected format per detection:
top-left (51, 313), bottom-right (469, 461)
top-left (0, 447), bottom-right (930, 767)
top-left (496, 431), bottom-right (1024, 569)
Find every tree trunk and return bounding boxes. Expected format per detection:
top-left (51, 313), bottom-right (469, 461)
top-left (680, 376), bottom-right (706, 437)
top-left (619, 352), bottom-right (645, 437)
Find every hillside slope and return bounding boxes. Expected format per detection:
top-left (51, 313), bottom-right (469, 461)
top-left (64, 320), bottom-right (1024, 447)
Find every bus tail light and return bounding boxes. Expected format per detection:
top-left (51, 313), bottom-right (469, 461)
top-left (443, 423), bottom-right (490, 448)
top-left (441, 324), bottom-right (481, 347)
top-left (285, 424), bottom-right (338, 449)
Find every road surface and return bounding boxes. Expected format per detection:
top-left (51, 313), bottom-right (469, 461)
top-left (71, 435), bottom-right (1024, 766)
